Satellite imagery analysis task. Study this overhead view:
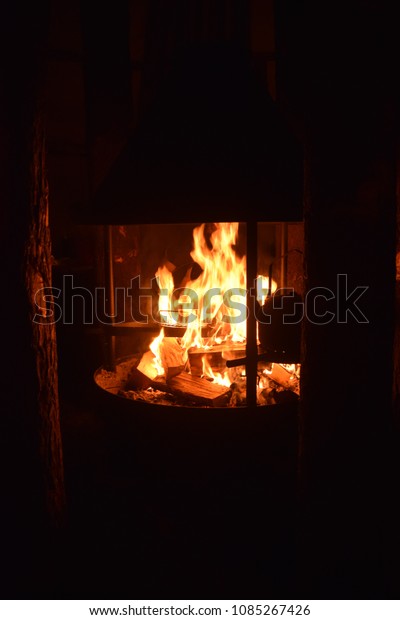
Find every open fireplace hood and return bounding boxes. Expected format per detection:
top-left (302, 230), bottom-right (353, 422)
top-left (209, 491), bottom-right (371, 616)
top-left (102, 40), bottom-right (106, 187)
top-left (88, 43), bottom-right (304, 408)
top-left (89, 43), bottom-right (303, 224)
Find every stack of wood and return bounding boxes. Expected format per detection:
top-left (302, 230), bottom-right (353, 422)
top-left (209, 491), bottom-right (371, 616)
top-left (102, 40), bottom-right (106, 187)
top-left (125, 337), bottom-right (300, 407)
top-left (126, 336), bottom-right (232, 406)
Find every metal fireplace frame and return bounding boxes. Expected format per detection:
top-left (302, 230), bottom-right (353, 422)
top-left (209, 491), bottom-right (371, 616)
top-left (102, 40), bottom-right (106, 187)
top-left (87, 43), bottom-right (304, 409)
top-left (100, 219), bottom-right (301, 408)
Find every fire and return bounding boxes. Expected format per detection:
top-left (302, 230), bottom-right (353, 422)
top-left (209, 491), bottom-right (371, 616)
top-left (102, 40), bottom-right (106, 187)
top-left (149, 327), bottom-right (165, 376)
top-left (148, 222), bottom-right (278, 392)
top-left (155, 266), bottom-right (177, 325)
top-left (179, 222), bottom-right (247, 349)
top-left (202, 355), bottom-right (231, 388)
top-left (256, 274), bottom-right (277, 305)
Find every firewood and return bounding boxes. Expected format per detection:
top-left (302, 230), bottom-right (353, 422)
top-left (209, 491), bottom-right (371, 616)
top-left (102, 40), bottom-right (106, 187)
top-left (270, 388), bottom-right (299, 405)
top-left (188, 342), bottom-right (245, 355)
top-left (137, 350), bottom-right (159, 379)
top-left (268, 364), bottom-right (300, 394)
top-left (126, 337), bottom-right (188, 389)
top-left (188, 343), bottom-right (245, 377)
top-left (125, 351), bottom-right (159, 390)
top-left (167, 372), bottom-right (231, 407)
top-left (159, 337), bottom-right (187, 379)
top-left (126, 367), bottom-right (153, 390)
top-left (220, 346), bottom-right (246, 361)
top-left (188, 349), bottom-right (232, 377)
top-left (125, 367), bottom-right (170, 392)
top-left (187, 353), bottom-right (202, 377)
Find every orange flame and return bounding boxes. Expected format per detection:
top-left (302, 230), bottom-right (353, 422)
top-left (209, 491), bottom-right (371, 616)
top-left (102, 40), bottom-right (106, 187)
top-left (149, 223), bottom-right (278, 389)
top-left (149, 327), bottom-right (165, 376)
top-left (155, 266), bottom-right (177, 325)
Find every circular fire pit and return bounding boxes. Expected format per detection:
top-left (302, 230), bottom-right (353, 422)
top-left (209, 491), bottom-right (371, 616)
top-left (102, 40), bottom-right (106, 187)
top-left (93, 353), bottom-right (300, 493)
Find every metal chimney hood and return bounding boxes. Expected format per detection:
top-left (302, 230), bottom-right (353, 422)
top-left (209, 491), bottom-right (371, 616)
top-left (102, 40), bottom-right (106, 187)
top-left (88, 42), bottom-right (303, 224)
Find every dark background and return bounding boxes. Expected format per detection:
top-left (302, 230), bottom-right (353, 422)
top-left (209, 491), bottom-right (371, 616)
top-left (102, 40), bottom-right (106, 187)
top-left (1, 0), bottom-right (399, 600)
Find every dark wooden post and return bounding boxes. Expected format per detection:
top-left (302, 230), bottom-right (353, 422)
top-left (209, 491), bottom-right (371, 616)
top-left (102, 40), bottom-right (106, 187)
top-left (0, 3), bottom-right (66, 596)
top-left (394, 157), bottom-right (400, 428)
top-left (246, 219), bottom-right (258, 407)
top-left (299, 1), bottom-right (397, 596)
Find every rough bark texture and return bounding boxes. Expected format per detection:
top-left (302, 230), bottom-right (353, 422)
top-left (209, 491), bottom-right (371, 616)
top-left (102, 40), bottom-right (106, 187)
top-left (394, 153), bottom-right (400, 428)
top-left (25, 114), bottom-right (66, 526)
top-left (0, 3), bottom-right (65, 597)
top-left (299, 1), bottom-right (398, 597)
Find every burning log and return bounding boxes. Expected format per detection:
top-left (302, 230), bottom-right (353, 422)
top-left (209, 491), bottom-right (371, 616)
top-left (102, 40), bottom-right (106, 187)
top-left (126, 336), bottom-right (187, 389)
top-left (189, 343), bottom-right (246, 355)
top-left (126, 360), bottom-right (231, 405)
top-left (137, 351), bottom-right (158, 380)
top-left (125, 351), bottom-right (159, 389)
top-left (188, 343), bottom-right (245, 377)
top-left (265, 363), bottom-right (300, 395)
top-left (188, 349), bottom-right (229, 377)
top-left (159, 337), bottom-right (187, 379)
top-left (167, 373), bottom-right (231, 407)
top-left (221, 346), bottom-right (246, 361)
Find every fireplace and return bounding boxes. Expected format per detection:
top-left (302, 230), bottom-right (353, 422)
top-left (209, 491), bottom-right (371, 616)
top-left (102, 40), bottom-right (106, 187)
top-left (85, 43), bottom-right (304, 411)
top-left (94, 220), bottom-right (304, 408)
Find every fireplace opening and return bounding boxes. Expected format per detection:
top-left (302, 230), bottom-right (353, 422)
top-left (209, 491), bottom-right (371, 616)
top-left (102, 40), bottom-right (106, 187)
top-left (94, 220), bottom-right (304, 408)
top-left (81, 39), bottom-right (305, 412)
